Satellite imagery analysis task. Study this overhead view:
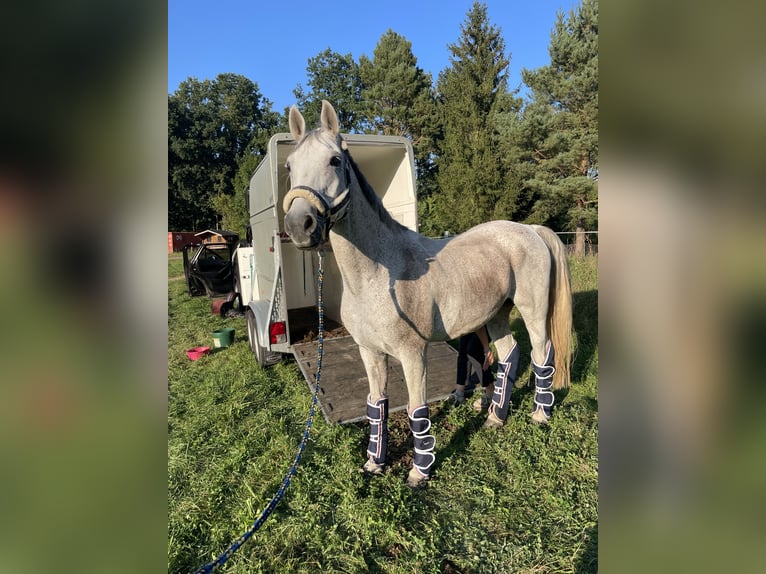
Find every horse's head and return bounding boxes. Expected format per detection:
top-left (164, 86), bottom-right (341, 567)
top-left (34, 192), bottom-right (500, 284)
top-left (283, 100), bottom-right (351, 250)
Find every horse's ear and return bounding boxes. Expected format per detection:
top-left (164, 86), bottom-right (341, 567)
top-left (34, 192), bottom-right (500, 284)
top-left (289, 105), bottom-right (305, 141)
top-left (320, 100), bottom-right (339, 135)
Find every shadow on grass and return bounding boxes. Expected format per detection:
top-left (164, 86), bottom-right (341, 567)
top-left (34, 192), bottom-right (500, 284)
top-left (575, 524), bottom-right (598, 574)
top-left (428, 404), bottom-right (487, 477)
top-left (362, 553), bottom-right (388, 574)
top-left (571, 289), bottom-right (598, 383)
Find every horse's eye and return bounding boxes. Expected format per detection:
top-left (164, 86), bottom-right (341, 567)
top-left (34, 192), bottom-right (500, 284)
top-left (330, 156), bottom-right (341, 168)
top-left (285, 162), bottom-right (291, 172)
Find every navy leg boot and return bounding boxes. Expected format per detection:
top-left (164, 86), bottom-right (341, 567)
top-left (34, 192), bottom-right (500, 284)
top-left (531, 342), bottom-right (556, 424)
top-left (406, 404), bottom-right (435, 487)
top-left (485, 342), bottom-right (520, 428)
top-left (362, 395), bottom-right (388, 474)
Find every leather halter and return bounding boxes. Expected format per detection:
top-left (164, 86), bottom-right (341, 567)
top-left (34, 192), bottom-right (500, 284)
top-left (282, 151), bottom-right (352, 239)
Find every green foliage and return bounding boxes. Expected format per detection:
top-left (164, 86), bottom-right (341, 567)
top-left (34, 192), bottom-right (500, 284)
top-left (168, 74), bottom-right (279, 232)
top-left (292, 49), bottom-right (364, 133)
top-left (359, 30), bottom-right (431, 138)
top-left (491, 92), bottom-right (532, 220)
top-left (168, 255), bottom-right (598, 574)
top-left (516, 0), bottom-right (598, 232)
top-left (210, 190), bottom-right (247, 240)
top-left (429, 2), bottom-right (511, 236)
top-left (359, 30), bottom-right (440, 198)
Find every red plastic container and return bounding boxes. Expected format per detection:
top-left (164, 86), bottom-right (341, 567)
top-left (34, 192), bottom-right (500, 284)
top-left (186, 346), bottom-right (210, 361)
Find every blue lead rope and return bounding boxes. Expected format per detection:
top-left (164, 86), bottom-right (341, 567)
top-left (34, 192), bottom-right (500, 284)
top-left (192, 251), bottom-right (326, 574)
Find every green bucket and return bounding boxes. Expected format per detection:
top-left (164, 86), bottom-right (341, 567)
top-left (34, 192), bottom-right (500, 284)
top-left (212, 328), bottom-right (235, 349)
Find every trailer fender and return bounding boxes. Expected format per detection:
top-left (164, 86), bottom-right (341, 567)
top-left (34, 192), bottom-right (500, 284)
top-left (247, 300), bottom-right (271, 349)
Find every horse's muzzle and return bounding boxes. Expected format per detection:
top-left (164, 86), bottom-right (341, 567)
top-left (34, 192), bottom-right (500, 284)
top-left (284, 198), bottom-right (327, 250)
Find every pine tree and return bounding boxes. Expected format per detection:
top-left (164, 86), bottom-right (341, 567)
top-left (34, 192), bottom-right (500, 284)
top-left (518, 0), bottom-right (598, 251)
top-left (359, 31), bottom-right (435, 138)
top-left (431, 2), bottom-right (510, 235)
top-left (491, 90), bottom-right (527, 220)
top-left (358, 31), bottom-right (439, 204)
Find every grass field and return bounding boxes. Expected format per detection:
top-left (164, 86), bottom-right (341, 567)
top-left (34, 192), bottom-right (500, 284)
top-left (168, 254), bottom-right (598, 573)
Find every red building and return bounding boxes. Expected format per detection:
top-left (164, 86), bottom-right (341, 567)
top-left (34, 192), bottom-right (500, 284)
top-left (168, 232), bottom-right (198, 253)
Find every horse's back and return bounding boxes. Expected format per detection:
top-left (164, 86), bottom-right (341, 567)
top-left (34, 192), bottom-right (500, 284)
top-left (438, 220), bottom-right (549, 267)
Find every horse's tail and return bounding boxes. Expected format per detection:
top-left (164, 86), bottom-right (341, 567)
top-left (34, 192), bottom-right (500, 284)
top-left (531, 225), bottom-right (574, 389)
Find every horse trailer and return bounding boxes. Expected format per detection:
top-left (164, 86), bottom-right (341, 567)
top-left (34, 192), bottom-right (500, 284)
top-left (234, 133), bottom-right (458, 423)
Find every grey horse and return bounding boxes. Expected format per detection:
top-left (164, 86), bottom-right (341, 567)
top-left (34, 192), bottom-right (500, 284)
top-left (283, 101), bottom-right (573, 487)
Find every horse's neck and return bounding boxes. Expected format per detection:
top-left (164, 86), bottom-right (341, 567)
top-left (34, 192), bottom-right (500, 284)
top-left (331, 190), bottom-right (394, 258)
top-left (330, 183), bottom-right (411, 289)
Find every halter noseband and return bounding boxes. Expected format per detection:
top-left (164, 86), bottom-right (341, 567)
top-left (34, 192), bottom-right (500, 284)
top-left (282, 151), bottom-right (352, 240)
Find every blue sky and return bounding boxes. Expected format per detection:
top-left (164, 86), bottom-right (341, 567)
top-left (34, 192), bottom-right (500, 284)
top-left (168, 0), bottom-right (578, 112)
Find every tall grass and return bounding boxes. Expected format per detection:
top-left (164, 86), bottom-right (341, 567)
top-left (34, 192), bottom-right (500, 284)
top-left (168, 254), bottom-right (598, 573)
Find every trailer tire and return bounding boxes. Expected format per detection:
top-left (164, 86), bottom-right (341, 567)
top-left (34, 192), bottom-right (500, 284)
top-left (246, 308), bottom-right (281, 367)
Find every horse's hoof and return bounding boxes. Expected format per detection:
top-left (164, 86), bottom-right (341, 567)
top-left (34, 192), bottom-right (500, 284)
top-left (361, 459), bottom-right (385, 476)
top-left (483, 410), bottom-right (505, 429)
top-left (406, 467), bottom-right (429, 489)
top-left (530, 406), bottom-right (550, 425)
top-left (472, 394), bottom-right (491, 412)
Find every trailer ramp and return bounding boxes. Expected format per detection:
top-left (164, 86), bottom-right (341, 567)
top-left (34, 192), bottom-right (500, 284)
top-left (292, 336), bottom-right (458, 424)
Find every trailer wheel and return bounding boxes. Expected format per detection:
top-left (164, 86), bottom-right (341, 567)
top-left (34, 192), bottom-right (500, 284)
top-left (246, 309), bottom-right (281, 367)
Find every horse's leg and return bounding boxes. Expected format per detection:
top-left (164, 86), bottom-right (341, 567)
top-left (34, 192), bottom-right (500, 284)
top-left (359, 345), bottom-right (389, 475)
top-left (399, 343), bottom-right (435, 488)
top-left (484, 303), bottom-right (521, 428)
top-left (514, 281), bottom-right (556, 425)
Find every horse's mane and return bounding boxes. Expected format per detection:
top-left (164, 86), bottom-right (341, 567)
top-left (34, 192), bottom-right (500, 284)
top-left (344, 148), bottom-right (409, 234)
